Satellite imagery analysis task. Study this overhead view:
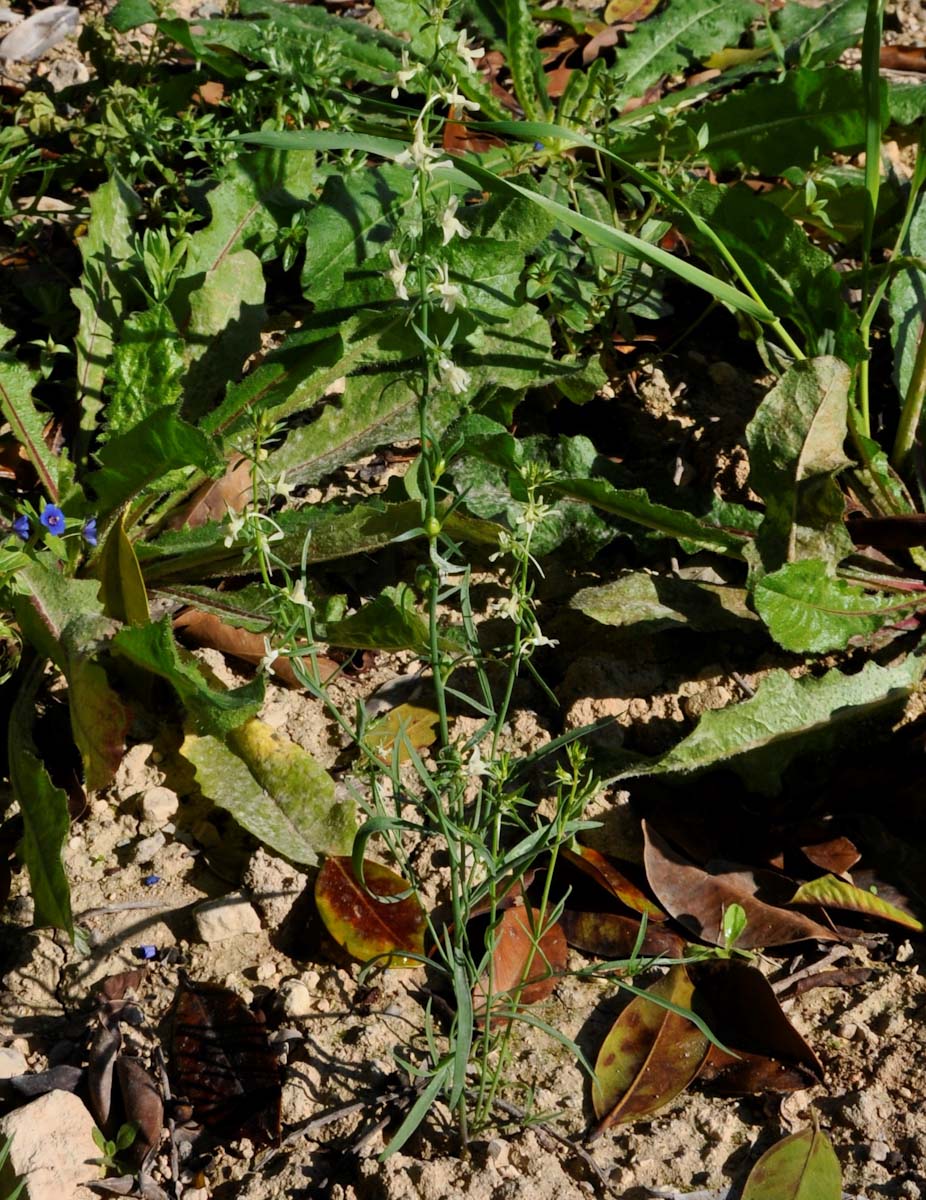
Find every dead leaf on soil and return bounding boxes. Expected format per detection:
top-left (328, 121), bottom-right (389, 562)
top-left (880, 45), bottom-right (926, 72)
top-left (315, 856), bottom-right (427, 968)
top-left (789, 873), bottom-right (924, 932)
top-left (591, 964), bottom-right (710, 1133)
top-left (366, 702), bottom-right (440, 764)
top-left (559, 910), bottom-right (685, 960)
top-left (562, 844), bottom-right (667, 921)
top-left (166, 454), bottom-right (253, 531)
top-left (88, 1019), bottom-right (121, 1130)
top-left (115, 1056), bottom-right (164, 1165)
top-left (170, 977), bottom-right (281, 1148)
top-left (799, 835), bottom-right (860, 877)
top-left (473, 905), bottom-right (568, 1021)
top-left (604, 0), bottom-right (660, 22)
top-left (643, 823), bottom-right (838, 948)
top-left (741, 1123), bottom-right (842, 1200)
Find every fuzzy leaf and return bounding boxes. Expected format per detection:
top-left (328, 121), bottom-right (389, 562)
top-left (571, 571), bottom-right (756, 635)
top-left (753, 559), bottom-right (915, 653)
top-left (315, 856), bottom-right (426, 966)
top-left (789, 874), bottom-right (924, 932)
top-left (101, 305), bottom-right (185, 443)
top-left (183, 720), bottom-right (355, 866)
top-left (0, 354), bottom-right (58, 502)
top-left (325, 587), bottom-right (430, 653)
top-left (504, 0), bottom-right (549, 119)
top-left (742, 1125), bottom-right (842, 1200)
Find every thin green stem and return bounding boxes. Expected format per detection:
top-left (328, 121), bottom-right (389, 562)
top-left (891, 320), bottom-right (926, 470)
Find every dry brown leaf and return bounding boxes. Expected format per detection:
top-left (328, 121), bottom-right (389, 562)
top-left (166, 454), bottom-right (253, 531)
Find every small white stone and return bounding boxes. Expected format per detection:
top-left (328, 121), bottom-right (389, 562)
top-left (193, 893), bottom-right (262, 942)
top-left (0, 1047), bottom-right (27, 1079)
top-left (133, 831), bottom-right (166, 864)
top-left (0, 1090), bottom-right (99, 1200)
top-left (279, 981), bottom-right (313, 1018)
top-left (140, 786), bottom-right (179, 825)
top-left (256, 961), bottom-right (276, 982)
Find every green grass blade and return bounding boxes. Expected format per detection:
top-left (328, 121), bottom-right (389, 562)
top-left (382, 1060), bottom-right (452, 1158)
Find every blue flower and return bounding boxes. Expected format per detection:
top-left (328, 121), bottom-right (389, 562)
top-left (40, 504), bottom-right (65, 536)
top-left (82, 518), bottom-right (98, 547)
top-left (533, 141), bottom-right (544, 151)
top-left (12, 515), bottom-right (30, 541)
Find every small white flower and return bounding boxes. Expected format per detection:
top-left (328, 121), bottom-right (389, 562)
top-left (259, 638), bottom-right (279, 674)
top-left (438, 83), bottom-right (480, 113)
top-left (289, 579), bottom-right (315, 613)
top-left (391, 49), bottom-right (421, 99)
top-left (223, 508), bottom-right (248, 548)
top-left (385, 248), bottom-right (409, 301)
top-left (492, 593), bottom-right (521, 622)
top-left (454, 30), bottom-right (485, 73)
top-left (465, 743), bottom-right (490, 778)
top-left (440, 195), bottom-right (470, 246)
top-left (273, 471), bottom-right (295, 500)
top-left (522, 633), bottom-right (559, 653)
top-left (429, 263), bottom-right (465, 314)
top-left (395, 121), bottom-right (449, 174)
top-left (437, 354), bottom-right (471, 395)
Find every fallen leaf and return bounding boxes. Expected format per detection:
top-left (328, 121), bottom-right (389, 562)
top-left (315, 856), bottom-right (427, 968)
top-left (170, 977), bottom-right (281, 1148)
top-left (194, 79), bottom-right (225, 105)
top-left (95, 968), bottom-right (148, 1003)
top-left (563, 844), bottom-right (667, 921)
top-left (592, 965), bottom-right (710, 1133)
top-left (174, 607), bottom-right (339, 688)
top-left (789, 874), bottom-right (924, 932)
top-left (698, 1045), bottom-right (820, 1095)
top-left (791, 966), bottom-right (872, 997)
top-left (559, 910), bottom-right (685, 960)
top-left (474, 905), bottom-right (568, 1020)
top-left (115, 1056), bottom-right (163, 1165)
top-left (880, 45), bottom-right (926, 72)
top-left (799, 835), bottom-right (860, 877)
top-left (643, 823), bottom-right (837, 948)
top-left (742, 1124), bottom-right (842, 1200)
top-left (366, 702), bottom-right (440, 764)
top-left (166, 454), bottom-right (252, 530)
top-left (88, 1020), bottom-right (121, 1131)
top-left (604, 0), bottom-right (659, 22)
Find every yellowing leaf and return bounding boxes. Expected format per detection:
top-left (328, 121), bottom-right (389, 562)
top-left (366, 703), bottom-right (440, 763)
top-left (742, 1124), bottom-right (842, 1200)
top-left (604, 0), bottom-right (659, 24)
top-left (705, 45), bottom-right (771, 70)
top-left (790, 874), bottom-right (923, 932)
top-left (315, 857), bottom-right (426, 968)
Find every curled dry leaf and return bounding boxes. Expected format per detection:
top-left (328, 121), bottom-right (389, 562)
top-left (315, 856), bottom-right (427, 968)
top-left (741, 1123), bottom-right (842, 1200)
top-left (87, 1019), bottom-right (121, 1131)
top-left (473, 905), bottom-right (568, 1021)
top-left (592, 964), bottom-right (710, 1134)
top-left (789, 873), bottom-right (924, 932)
top-left (643, 822), bottom-right (837, 948)
top-left (174, 608), bottom-right (339, 688)
top-left (114, 1056), bottom-right (164, 1165)
top-left (170, 977), bottom-right (282, 1149)
top-left (559, 910), bottom-right (685, 961)
top-left (562, 844), bottom-right (667, 920)
top-left (166, 453), bottom-right (252, 530)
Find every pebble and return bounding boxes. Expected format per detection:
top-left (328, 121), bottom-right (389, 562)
top-left (140, 786), bottom-right (179, 825)
top-left (868, 1140), bottom-right (890, 1163)
top-left (0, 1047), bottom-right (27, 1079)
top-left (279, 981), bottom-right (313, 1018)
top-left (0, 1090), bottom-right (99, 1200)
top-left (193, 893), bottom-right (262, 942)
top-left (255, 961), bottom-right (276, 982)
top-left (133, 831), bottom-right (166, 864)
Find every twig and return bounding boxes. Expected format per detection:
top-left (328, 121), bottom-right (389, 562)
top-left (488, 1096), bottom-right (614, 1195)
top-left (771, 945), bottom-right (853, 995)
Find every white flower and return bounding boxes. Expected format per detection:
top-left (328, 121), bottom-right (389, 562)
top-left (289, 579), bottom-right (315, 614)
top-left (395, 121), bottom-right (449, 174)
top-left (438, 82), bottom-right (480, 113)
top-left (259, 638), bottom-right (279, 673)
top-left (391, 49), bottom-right (421, 99)
top-left (437, 354), bottom-right (471, 395)
top-left (492, 593), bottom-right (521, 622)
top-left (454, 30), bottom-right (485, 73)
top-left (273, 471), bottom-right (295, 500)
top-left (385, 248), bottom-right (410, 301)
top-left (429, 263), bottom-right (465, 314)
top-left (522, 633), bottom-right (559, 654)
top-left (465, 743), bottom-right (490, 778)
top-left (440, 195), bottom-right (470, 246)
top-left (223, 508), bottom-right (248, 548)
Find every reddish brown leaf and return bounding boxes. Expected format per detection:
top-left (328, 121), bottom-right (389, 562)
top-left (560, 910), bottom-right (685, 960)
top-left (791, 966), bottom-right (872, 997)
top-left (315, 857), bottom-right (427, 968)
top-left (194, 80), bottom-right (226, 105)
top-left (592, 965), bottom-right (710, 1133)
top-left (691, 960), bottom-right (823, 1094)
top-left (643, 823), bottom-right (837, 948)
top-left (173, 608), bottom-right (339, 688)
top-left (563, 844), bottom-right (667, 921)
top-left (95, 968), bottom-right (148, 1003)
top-left (88, 1020), bottom-right (121, 1131)
top-left (170, 978), bottom-right (281, 1148)
top-left (115, 1056), bottom-right (164, 1166)
top-left (166, 454), bottom-right (252, 531)
top-left (800, 835), bottom-right (860, 877)
top-left (880, 45), bottom-right (926, 72)
top-left (474, 905), bottom-right (568, 1019)
top-left (442, 120), bottom-right (506, 155)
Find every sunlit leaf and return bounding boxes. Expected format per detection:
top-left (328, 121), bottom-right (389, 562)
top-left (560, 910), bottom-right (684, 960)
top-left (473, 905), bottom-right (568, 1019)
top-left (315, 856), bottom-right (427, 968)
top-left (97, 511), bottom-right (149, 626)
top-left (563, 844), bottom-right (666, 920)
top-left (742, 1124), bottom-right (842, 1200)
top-left (789, 874), bottom-right (924, 932)
top-left (366, 703), bottom-right (440, 763)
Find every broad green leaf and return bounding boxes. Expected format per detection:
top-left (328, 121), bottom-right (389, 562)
top-left (753, 559), bottom-right (916, 653)
top-left (88, 407), bottom-right (222, 516)
top-left (152, 583), bottom-right (273, 633)
top-left (683, 183), bottom-right (862, 364)
top-left (108, 0), bottom-right (156, 30)
top-left (888, 79), bottom-right (926, 126)
top-left (889, 193), bottom-right (926, 403)
top-left (101, 305), bottom-right (185, 443)
top-left (9, 669), bottom-right (73, 936)
top-left (325, 587), bottom-right (430, 653)
top-left (746, 357), bottom-right (853, 573)
top-left (504, 0), bottom-right (549, 119)
top-left (607, 657), bottom-right (923, 794)
top-left (97, 512), bottom-right (150, 626)
top-left (592, 965), bottom-right (709, 1129)
top-left (771, 0), bottom-right (865, 68)
top-left (611, 0), bottom-right (757, 103)
top-left (0, 353), bottom-right (58, 502)
top-left (789, 874), bottom-right (924, 932)
top-left (315, 856), bottom-right (426, 967)
top-left (11, 560), bottom-right (104, 670)
top-left (72, 173), bottom-right (141, 443)
top-left (572, 571), bottom-right (757, 635)
top-left (742, 1125), bottom-right (841, 1200)
top-left (183, 719), bottom-right (355, 867)
top-left (552, 476), bottom-right (748, 557)
top-left (113, 616), bottom-right (265, 735)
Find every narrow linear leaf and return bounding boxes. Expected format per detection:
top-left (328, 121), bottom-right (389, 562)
top-left (789, 874), bottom-right (924, 932)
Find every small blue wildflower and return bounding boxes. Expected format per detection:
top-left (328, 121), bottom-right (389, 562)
top-left (142, 874), bottom-right (161, 887)
top-left (82, 518), bottom-right (98, 547)
top-left (12, 515), bottom-right (30, 541)
top-left (40, 504), bottom-right (65, 536)
top-left (533, 141), bottom-right (544, 151)
top-left (135, 945), bottom-right (158, 961)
